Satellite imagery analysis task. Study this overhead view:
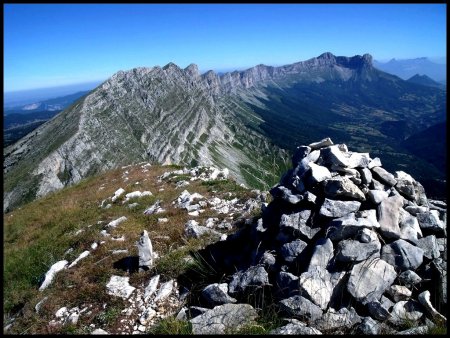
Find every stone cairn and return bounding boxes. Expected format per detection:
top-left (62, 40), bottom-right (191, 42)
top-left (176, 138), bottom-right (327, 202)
top-left (181, 137), bottom-right (447, 334)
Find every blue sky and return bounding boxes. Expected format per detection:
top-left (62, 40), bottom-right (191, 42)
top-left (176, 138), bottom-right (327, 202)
top-left (4, 3), bottom-right (446, 92)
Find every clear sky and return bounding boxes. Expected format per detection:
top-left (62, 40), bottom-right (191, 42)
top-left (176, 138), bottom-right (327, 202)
top-left (4, 3), bottom-right (446, 92)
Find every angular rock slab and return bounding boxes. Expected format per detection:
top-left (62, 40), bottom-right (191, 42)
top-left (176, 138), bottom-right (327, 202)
top-left (347, 256), bottom-right (397, 304)
top-left (377, 194), bottom-right (403, 239)
top-left (270, 185), bottom-right (304, 204)
top-left (417, 235), bottom-right (440, 259)
top-left (276, 271), bottom-right (299, 297)
top-left (190, 303), bottom-right (258, 334)
top-left (399, 209), bottom-right (422, 244)
top-left (371, 166), bottom-right (397, 186)
top-left (281, 239), bottom-right (308, 263)
top-left (336, 239), bottom-right (381, 263)
top-left (309, 137), bottom-right (333, 150)
top-left (299, 266), bottom-right (333, 310)
top-left (381, 239), bottom-right (424, 271)
top-left (386, 285), bottom-right (412, 302)
top-left (366, 301), bottom-right (391, 321)
top-left (389, 300), bottom-right (424, 325)
top-left (309, 162), bottom-right (332, 183)
top-left (418, 290), bottom-right (447, 324)
top-left (144, 274), bottom-right (160, 301)
top-left (228, 265), bottom-right (269, 295)
top-left (201, 283), bottom-right (237, 306)
top-left (326, 212), bottom-right (379, 242)
top-left (394, 171), bottom-right (416, 200)
top-left (319, 198), bottom-right (361, 218)
top-left (280, 209), bottom-right (320, 240)
top-left (367, 190), bottom-right (388, 204)
top-left (323, 176), bottom-right (366, 201)
top-left (417, 212), bottom-right (445, 235)
top-left (278, 295), bottom-right (323, 322)
top-left (313, 307), bottom-right (362, 331)
top-left (320, 145), bottom-right (350, 167)
top-left (397, 270), bottom-right (422, 288)
top-left (106, 275), bottom-right (136, 299)
top-left (308, 238), bottom-right (334, 271)
top-left (358, 317), bottom-right (383, 335)
top-left (154, 280), bottom-right (174, 302)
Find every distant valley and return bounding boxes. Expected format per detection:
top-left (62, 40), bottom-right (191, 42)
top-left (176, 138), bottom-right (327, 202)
top-left (3, 52), bottom-right (446, 211)
top-left (3, 91), bottom-right (90, 147)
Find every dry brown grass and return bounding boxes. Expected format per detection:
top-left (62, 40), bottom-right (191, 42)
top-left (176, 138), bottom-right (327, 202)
top-left (3, 163), bottom-right (260, 334)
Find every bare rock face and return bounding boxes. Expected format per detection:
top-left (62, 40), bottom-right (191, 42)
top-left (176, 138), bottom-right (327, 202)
top-left (189, 303), bottom-right (258, 334)
top-left (381, 239), bottom-right (424, 271)
top-left (347, 256), bottom-right (397, 304)
top-left (319, 198), bottom-right (361, 218)
top-left (377, 195), bottom-right (403, 239)
top-left (278, 295), bottom-right (323, 321)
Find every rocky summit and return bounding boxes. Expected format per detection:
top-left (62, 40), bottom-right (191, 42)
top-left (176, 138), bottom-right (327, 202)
top-left (178, 137), bottom-right (447, 334)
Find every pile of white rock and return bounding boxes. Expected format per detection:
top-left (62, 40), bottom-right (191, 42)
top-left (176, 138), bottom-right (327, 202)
top-left (179, 138), bottom-right (447, 334)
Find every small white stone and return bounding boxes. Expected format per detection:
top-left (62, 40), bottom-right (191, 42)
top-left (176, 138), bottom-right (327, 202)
top-left (55, 307), bottom-right (68, 318)
top-left (111, 188), bottom-right (125, 202)
top-left (68, 251), bottom-right (90, 268)
top-left (106, 275), bottom-right (136, 299)
top-left (39, 260), bottom-right (68, 291)
top-left (106, 216), bottom-right (127, 228)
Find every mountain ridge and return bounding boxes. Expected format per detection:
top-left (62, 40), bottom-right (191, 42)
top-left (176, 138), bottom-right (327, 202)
top-left (4, 52), bottom-right (446, 212)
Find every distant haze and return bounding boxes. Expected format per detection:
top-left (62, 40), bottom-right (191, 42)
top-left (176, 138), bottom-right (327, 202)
top-left (4, 80), bottom-right (104, 107)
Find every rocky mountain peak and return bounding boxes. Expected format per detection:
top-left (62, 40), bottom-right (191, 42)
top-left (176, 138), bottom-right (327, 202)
top-left (162, 62), bottom-right (181, 71)
top-left (184, 63), bottom-right (200, 78)
top-left (317, 51), bottom-right (337, 61)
